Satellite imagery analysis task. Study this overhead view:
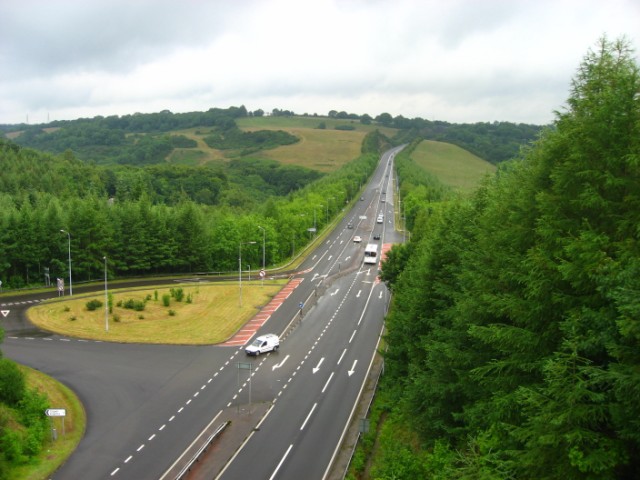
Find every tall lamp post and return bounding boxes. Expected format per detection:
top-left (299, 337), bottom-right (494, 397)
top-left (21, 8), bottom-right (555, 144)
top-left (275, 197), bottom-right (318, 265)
top-left (60, 229), bottom-right (72, 296)
top-left (257, 226), bottom-right (266, 287)
top-left (239, 241), bottom-right (256, 307)
top-left (103, 256), bottom-right (109, 332)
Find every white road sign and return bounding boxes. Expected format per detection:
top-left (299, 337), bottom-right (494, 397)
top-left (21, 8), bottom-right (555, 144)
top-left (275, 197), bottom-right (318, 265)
top-left (45, 409), bottom-right (66, 417)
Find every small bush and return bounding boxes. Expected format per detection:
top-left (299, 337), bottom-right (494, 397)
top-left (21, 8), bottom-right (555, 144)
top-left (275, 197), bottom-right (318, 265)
top-left (85, 299), bottom-right (103, 311)
top-left (168, 310), bottom-right (176, 316)
top-left (186, 293), bottom-right (193, 304)
top-left (108, 292), bottom-right (114, 313)
top-left (138, 314), bottom-right (144, 320)
top-left (154, 290), bottom-right (158, 301)
top-left (123, 299), bottom-right (145, 311)
top-left (171, 288), bottom-right (184, 302)
top-left (113, 314), bottom-right (120, 322)
top-left (69, 316), bottom-right (76, 321)
top-left (63, 305), bottom-right (70, 312)
top-left (0, 358), bottom-right (26, 405)
top-left (162, 294), bottom-right (171, 307)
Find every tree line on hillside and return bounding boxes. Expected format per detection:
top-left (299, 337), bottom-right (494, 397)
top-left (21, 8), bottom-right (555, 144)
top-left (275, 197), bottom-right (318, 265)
top-left (2, 102), bottom-right (543, 167)
top-left (371, 37), bottom-right (640, 479)
top-left (0, 131), bottom-right (386, 289)
top-left (5, 106), bottom-right (301, 166)
top-left (0, 138), bottom-right (323, 208)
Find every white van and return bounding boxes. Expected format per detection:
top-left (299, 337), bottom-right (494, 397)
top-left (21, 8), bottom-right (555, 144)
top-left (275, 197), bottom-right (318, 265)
top-left (245, 334), bottom-right (280, 356)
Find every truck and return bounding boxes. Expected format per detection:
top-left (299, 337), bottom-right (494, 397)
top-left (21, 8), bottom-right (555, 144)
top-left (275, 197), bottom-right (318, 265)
top-left (364, 243), bottom-right (378, 265)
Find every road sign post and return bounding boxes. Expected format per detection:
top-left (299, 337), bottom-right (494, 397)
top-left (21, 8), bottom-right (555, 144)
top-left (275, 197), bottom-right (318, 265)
top-left (45, 408), bottom-right (66, 438)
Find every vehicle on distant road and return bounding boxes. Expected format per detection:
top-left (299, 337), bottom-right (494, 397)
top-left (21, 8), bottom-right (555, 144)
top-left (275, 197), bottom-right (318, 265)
top-left (245, 334), bottom-right (280, 356)
top-left (377, 215), bottom-right (383, 224)
top-left (353, 235), bottom-right (362, 243)
top-left (373, 233), bottom-right (381, 240)
top-left (347, 222), bottom-right (353, 229)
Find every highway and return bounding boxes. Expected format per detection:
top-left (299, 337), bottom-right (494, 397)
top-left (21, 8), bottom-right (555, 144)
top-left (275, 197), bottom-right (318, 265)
top-left (0, 146), bottom-right (403, 479)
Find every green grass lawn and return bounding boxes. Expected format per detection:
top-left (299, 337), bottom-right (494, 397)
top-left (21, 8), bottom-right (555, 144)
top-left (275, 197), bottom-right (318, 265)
top-left (28, 281), bottom-right (287, 345)
top-left (410, 140), bottom-right (496, 193)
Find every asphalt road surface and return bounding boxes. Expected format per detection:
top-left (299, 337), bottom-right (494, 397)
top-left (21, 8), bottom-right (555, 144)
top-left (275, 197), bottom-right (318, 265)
top-left (0, 146), bottom-right (404, 480)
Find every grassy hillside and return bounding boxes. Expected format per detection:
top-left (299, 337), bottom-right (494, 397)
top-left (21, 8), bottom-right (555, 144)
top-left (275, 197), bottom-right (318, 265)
top-left (105, 117), bottom-right (397, 173)
top-left (410, 139), bottom-right (496, 193)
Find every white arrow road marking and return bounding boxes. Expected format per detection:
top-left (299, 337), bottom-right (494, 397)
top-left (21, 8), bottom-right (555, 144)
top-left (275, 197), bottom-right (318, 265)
top-left (356, 290), bottom-right (361, 298)
top-left (344, 255), bottom-right (351, 261)
top-left (272, 355), bottom-right (290, 371)
top-left (312, 273), bottom-right (319, 281)
top-left (312, 357), bottom-right (324, 374)
top-left (379, 291), bottom-right (383, 299)
top-left (348, 360), bottom-right (358, 377)
top-left (328, 255), bottom-right (333, 261)
top-left (330, 289), bottom-right (340, 296)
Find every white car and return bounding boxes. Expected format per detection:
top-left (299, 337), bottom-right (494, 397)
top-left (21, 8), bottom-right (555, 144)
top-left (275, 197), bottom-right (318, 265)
top-left (245, 334), bottom-right (280, 356)
top-left (377, 215), bottom-right (384, 224)
top-left (353, 235), bottom-right (362, 243)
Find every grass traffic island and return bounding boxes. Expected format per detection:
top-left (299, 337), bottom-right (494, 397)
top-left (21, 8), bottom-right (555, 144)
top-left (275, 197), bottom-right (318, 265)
top-left (27, 280), bottom-right (287, 344)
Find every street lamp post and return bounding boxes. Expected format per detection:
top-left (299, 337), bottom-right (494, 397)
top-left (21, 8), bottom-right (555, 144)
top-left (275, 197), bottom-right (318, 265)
top-left (103, 256), bottom-right (108, 332)
top-left (258, 226), bottom-right (266, 286)
top-left (239, 241), bottom-right (256, 307)
top-left (60, 229), bottom-right (72, 296)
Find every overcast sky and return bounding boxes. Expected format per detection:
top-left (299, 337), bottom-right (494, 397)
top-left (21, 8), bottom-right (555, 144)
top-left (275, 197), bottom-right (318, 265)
top-left (1, 0), bottom-right (638, 126)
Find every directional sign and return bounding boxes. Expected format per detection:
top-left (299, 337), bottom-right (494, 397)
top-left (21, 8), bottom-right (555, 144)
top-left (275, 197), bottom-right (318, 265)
top-left (1, 310), bottom-right (9, 318)
top-left (45, 409), bottom-right (66, 417)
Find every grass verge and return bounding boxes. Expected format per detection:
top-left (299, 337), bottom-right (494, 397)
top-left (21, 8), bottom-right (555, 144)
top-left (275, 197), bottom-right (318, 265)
top-left (8, 366), bottom-right (85, 480)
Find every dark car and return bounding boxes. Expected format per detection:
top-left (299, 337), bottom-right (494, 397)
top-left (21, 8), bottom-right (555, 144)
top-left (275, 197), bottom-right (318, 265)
top-left (373, 233), bottom-right (381, 240)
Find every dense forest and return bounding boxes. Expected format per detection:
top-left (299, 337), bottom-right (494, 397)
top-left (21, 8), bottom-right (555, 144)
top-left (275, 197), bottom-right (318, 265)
top-left (361, 37), bottom-right (640, 479)
top-left (0, 129), bottom-right (387, 289)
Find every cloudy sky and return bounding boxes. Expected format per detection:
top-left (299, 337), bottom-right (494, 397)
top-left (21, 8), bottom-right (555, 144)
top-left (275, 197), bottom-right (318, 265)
top-left (1, 0), bottom-right (638, 126)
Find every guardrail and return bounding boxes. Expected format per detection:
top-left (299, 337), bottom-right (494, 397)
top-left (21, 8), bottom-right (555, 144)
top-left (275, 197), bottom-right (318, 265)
top-left (175, 421), bottom-right (230, 480)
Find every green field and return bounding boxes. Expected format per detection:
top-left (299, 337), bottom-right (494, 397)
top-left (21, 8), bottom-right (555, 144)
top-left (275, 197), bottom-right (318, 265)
top-left (167, 116), bottom-right (397, 173)
top-left (410, 140), bottom-right (496, 192)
